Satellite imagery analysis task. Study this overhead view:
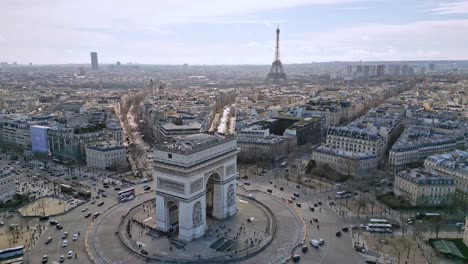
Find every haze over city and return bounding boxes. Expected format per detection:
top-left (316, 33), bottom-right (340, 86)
top-left (2, 0), bottom-right (468, 64)
top-left (0, 1), bottom-right (468, 264)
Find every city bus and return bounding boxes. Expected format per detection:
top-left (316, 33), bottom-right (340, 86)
top-left (369, 219), bottom-right (389, 224)
top-left (0, 246), bottom-right (24, 261)
top-left (415, 212), bottom-right (441, 221)
top-left (118, 188), bottom-right (135, 202)
top-left (335, 191), bottom-right (352, 199)
top-left (366, 223), bottom-right (393, 233)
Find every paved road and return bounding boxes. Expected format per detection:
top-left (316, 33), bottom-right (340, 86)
top-left (87, 188), bottom-right (306, 264)
top-left (240, 175), bottom-right (366, 264)
top-left (28, 181), bottom-right (150, 264)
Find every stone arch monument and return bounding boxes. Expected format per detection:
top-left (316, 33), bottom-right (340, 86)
top-left (153, 134), bottom-right (239, 241)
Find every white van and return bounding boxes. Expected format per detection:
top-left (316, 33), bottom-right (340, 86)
top-left (309, 240), bottom-right (319, 248)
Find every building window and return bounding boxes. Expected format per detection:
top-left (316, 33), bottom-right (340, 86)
top-left (168, 153), bottom-right (172, 159)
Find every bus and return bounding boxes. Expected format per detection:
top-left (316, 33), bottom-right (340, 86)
top-left (366, 223), bottom-right (393, 233)
top-left (335, 191), bottom-right (352, 199)
top-left (0, 246), bottom-right (24, 261)
top-left (369, 219), bottom-right (389, 224)
top-left (60, 184), bottom-right (74, 194)
top-left (415, 212), bottom-right (441, 221)
top-left (118, 188), bottom-right (135, 202)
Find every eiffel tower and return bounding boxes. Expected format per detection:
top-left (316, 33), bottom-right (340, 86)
top-left (266, 26), bottom-right (286, 83)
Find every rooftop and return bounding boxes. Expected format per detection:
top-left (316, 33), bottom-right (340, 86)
top-left (397, 168), bottom-right (454, 186)
top-left (155, 133), bottom-right (235, 154)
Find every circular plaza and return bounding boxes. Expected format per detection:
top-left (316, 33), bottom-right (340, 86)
top-left (86, 189), bottom-right (305, 264)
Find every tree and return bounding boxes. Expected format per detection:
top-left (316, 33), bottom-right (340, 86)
top-left (356, 195), bottom-right (367, 218)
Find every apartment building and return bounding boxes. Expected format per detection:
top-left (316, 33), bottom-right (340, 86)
top-left (85, 141), bottom-right (127, 170)
top-left (424, 150), bottom-right (468, 198)
top-left (389, 127), bottom-right (459, 172)
top-left (0, 167), bottom-right (16, 202)
top-left (394, 168), bottom-right (455, 206)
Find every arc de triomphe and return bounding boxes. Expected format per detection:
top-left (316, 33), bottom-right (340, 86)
top-left (153, 134), bottom-right (239, 241)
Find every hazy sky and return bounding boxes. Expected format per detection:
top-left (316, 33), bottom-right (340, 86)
top-left (1, 0), bottom-right (468, 64)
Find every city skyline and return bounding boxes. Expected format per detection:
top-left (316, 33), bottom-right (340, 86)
top-left (1, 0), bottom-right (468, 64)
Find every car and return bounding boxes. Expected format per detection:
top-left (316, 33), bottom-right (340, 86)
top-left (291, 196), bottom-right (296, 201)
top-left (42, 255), bottom-right (48, 263)
top-left (247, 217), bottom-right (255, 222)
top-left (248, 194), bottom-right (256, 200)
top-left (39, 215), bottom-right (50, 221)
top-left (309, 206), bottom-right (315, 212)
top-left (365, 260), bottom-right (377, 264)
top-left (114, 186), bottom-right (121, 190)
top-left (59, 255), bottom-right (65, 262)
top-left (61, 232), bottom-right (68, 239)
top-left (242, 175), bottom-right (248, 180)
top-left (267, 189), bottom-right (272, 193)
top-left (288, 199), bottom-right (293, 203)
top-left (269, 180), bottom-right (273, 184)
top-left (341, 227), bottom-right (349, 232)
top-left (91, 200), bottom-right (96, 204)
top-left (293, 192), bottom-right (300, 197)
top-left (336, 231), bottom-right (342, 237)
top-left (97, 201), bottom-right (104, 206)
top-left (93, 212), bottom-right (100, 219)
top-left (351, 224), bottom-right (357, 229)
top-left (319, 239), bottom-right (325, 245)
top-left (329, 201), bottom-right (336, 206)
top-left (45, 237), bottom-right (52, 244)
top-left (85, 212), bottom-right (92, 218)
top-left (318, 201), bottom-right (322, 206)
top-left (81, 207), bottom-right (88, 212)
top-left (62, 240), bottom-right (67, 247)
top-left (314, 203), bottom-right (318, 207)
top-left (67, 251), bottom-right (73, 258)
top-left (456, 223), bottom-right (464, 227)
top-left (313, 217), bottom-right (318, 223)
top-left (143, 186), bottom-right (151, 191)
top-left (309, 239), bottom-right (319, 248)
top-left (301, 245), bottom-right (308, 252)
top-left (72, 234), bottom-right (78, 241)
top-left (140, 249), bottom-right (149, 255)
top-left (56, 224), bottom-right (63, 230)
top-left (296, 185), bottom-right (301, 189)
top-left (360, 224), bottom-right (367, 229)
top-left (279, 187), bottom-right (284, 191)
top-left (102, 193), bottom-right (107, 197)
top-left (462, 226), bottom-right (465, 231)
top-left (296, 203), bottom-right (302, 208)
top-left (244, 182), bottom-right (251, 186)
top-left (96, 196), bottom-right (100, 199)
top-left (292, 255), bottom-right (301, 262)
top-left (0, 221), bottom-right (4, 226)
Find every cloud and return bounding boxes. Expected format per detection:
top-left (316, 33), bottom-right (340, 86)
top-left (427, 1), bottom-right (468, 15)
top-left (283, 19), bottom-right (468, 62)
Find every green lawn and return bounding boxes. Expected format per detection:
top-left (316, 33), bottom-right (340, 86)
top-left (377, 193), bottom-right (413, 209)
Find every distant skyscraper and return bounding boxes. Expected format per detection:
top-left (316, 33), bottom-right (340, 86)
top-left (429, 63), bottom-right (436, 71)
top-left (363, 65), bottom-right (370, 77)
top-left (356, 65), bottom-right (363, 73)
top-left (346, 65), bottom-right (352, 75)
top-left (90, 52), bottom-right (99, 71)
top-left (401, 64), bottom-right (409, 75)
top-left (376, 64), bottom-right (385, 77)
top-left (266, 26), bottom-right (286, 83)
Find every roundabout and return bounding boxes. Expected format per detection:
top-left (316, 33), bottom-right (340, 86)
top-left (85, 188), bottom-right (305, 264)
